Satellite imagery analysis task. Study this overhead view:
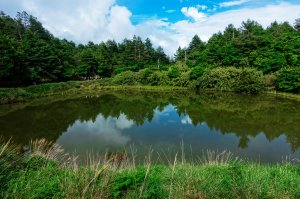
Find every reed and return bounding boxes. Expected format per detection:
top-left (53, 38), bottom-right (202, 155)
top-left (1, 139), bottom-right (300, 199)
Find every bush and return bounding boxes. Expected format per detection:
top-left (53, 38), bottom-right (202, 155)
top-left (147, 71), bottom-right (170, 86)
top-left (112, 71), bottom-right (141, 85)
top-left (276, 67), bottom-right (300, 93)
top-left (138, 68), bottom-right (153, 85)
top-left (171, 72), bottom-right (193, 87)
top-left (234, 68), bottom-right (264, 93)
top-left (263, 74), bottom-right (277, 90)
top-left (196, 67), bottom-right (264, 93)
top-left (190, 65), bottom-right (205, 80)
top-left (168, 67), bottom-right (181, 79)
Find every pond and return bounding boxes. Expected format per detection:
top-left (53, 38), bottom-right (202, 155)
top-left (1, 91), bottom-right (300, 163)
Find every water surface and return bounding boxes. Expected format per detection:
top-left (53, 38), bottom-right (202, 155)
top-left (1, 91), bottom-right (300, 163)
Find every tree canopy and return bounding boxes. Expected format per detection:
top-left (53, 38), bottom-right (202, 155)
top-left (1, 11), bottom-right (300, 91)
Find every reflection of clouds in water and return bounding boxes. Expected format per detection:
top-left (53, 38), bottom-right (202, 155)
top-left (58, 113), bottom-right (133, 147)
top-left (153, 104), bottom-right (176, 124)
top-left (155, 104), bottom-right (176, 117)
top-left (181, 115), bottom-right (193, 125)
top-left (115, 113), bottom-right (134, 130)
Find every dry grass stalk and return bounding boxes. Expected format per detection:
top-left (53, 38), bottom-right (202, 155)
top-left (0, 138), bottom-right (11, 156)
top-left (168, 152), bottom-right (178, 199)
top-left (105, 150), bottom-right (128, 169)
top-left (198, 150), bottom-right (238, 165)
top-left (139, 163), bottom-right (151, 198)
top-left (29, 138), bottom-right (68, 163)
top-left (81, 161), bottom-right (111, 199)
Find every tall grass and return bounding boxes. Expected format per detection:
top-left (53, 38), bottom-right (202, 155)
top-left (1, 139), bottom-right (300, 199)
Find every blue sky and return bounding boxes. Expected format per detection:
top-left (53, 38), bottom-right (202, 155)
top-left (1, 0), bottom-right (300, 55)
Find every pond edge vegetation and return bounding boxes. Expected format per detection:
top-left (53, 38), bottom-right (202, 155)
top-left (1, 139), bottom-right (300, 198)
top-left (1, 77), bottom-right (300, 105)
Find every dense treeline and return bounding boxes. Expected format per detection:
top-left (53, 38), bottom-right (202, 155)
top-left (0, 11), bottom-right (169, 86)
top-left (1, 11), bottom-right (300, 92)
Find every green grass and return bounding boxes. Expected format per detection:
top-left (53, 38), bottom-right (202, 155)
top-left (0, 80), bottom-right (189, 104)
top-left (1, 77), bottom-right (299, 104)
top-left (1, 140), bottom-right (300, 199)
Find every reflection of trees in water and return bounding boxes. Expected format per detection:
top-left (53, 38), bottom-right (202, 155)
top-left (174, 93), bottom-right (300, 151)
top-left (0, 91), bottom-right (299, 151)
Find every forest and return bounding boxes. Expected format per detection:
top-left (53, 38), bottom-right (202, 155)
top-left (1, 11), bottom-right (300, 93)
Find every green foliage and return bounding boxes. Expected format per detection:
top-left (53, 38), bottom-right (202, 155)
top-left (197, 67), bottom-right (264, 93)
top-left (7, 164), bottom-right (65, 198)
top-left (168, 66), bottom-right (180, 79)
top-left (112, 71), bottom-right (141, 85)
top-left (0, 12), bottom-right (170, 86)
top-left (190, 65), bottom-right (205, 80)
top-left (171, 72), bottom-right (192, 87)
top-left (147, 71), bottom-right (170, 86)
top-left (234, 68), bottom-right (264, 93)
top-left (1, 10), bottom-right (299, 93)
top-left (276, 67), bottom-right (300, 93)
top-left (138, 68), bottom-right (153, 84)
top-left (263, 74), bottom-right (277, 89)
top-left (0, 144), bottom-right (24, 196)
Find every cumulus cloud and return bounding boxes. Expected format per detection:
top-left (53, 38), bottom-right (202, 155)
top-left (181, 7), bottom-right (207, 22)
top-left (57, 113), bottom-right (134, 148)
top-left (0, 0), bottom-right (135, 43)
top-left (0, 1), bottom-right (299, 56)
top-left (107, 5), bottom-right (135, 41)
top-left (141, 2), bottom-right (300, 55)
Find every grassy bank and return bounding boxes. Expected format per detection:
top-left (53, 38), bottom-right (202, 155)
top-left (1, 139), bottom-right (300, 199)
top-left (0, 79), bottom-right (188, 104)
top-left (1, 78), bottom-right (299, 105)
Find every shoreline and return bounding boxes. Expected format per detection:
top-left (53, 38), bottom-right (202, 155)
top-left (1, 139), bottom-right (300, 198)
top-left (1, 80), bottom-right (299, 105)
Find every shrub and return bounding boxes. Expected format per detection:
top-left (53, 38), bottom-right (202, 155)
top-left (263, 74), bottom-right (277, 90)
top-left (190, 65), bottom-right (205, 80)
top-left (276, 67), bottom-right (300, 93)
top-left (147, 71), bottom-right (170, 86)
top-left (138, 68), bottom-right (153, 85)
top-left (171, 72), bottom-right (193, 87)
top-left (168, 67), bottom-right (181, 79)
top-left (233, 68), bottom-right (264, 93)
top-left (112, 71), bottom-right (141, 85)
top-left (196, 67), bottom-right (264, 93)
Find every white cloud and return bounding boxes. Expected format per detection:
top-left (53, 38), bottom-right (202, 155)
top-left (165, 10), bottom-right (176, 13)
top-left (57, 113), bottom-right (133, 148)
top-left (107, 6), bottom-right (135, 41)
top-left (139, 2), bottom-right (300, 56)
top-left (181, 116), bottom-right (193, 125)
top-left (196, 5), bottom-right (208, 10)
top-left (219, 0), bottom-right (250, 8)
top-left (181, 7), bottom-right (207, 22)
top-left (0, 0), bottom-right (135, 43)
top-left (0, 1), bottom-right (299, 57)
top-left (115, 113), bottom-right (134, 130)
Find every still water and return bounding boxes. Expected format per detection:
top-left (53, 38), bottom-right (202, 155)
top-left (1, 91), bottom-right (300, 163)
